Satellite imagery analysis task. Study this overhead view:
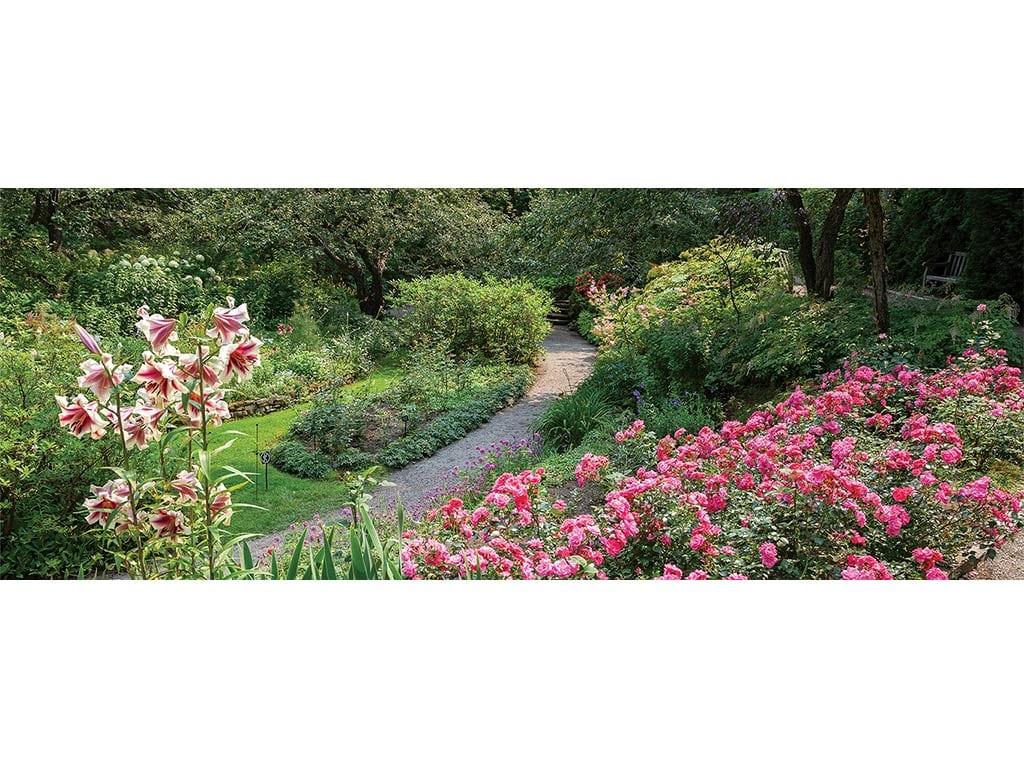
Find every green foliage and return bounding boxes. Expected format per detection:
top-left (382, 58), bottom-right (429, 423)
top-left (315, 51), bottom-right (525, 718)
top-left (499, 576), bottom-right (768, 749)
top-left (246, 471), bottom-right (403, 580)
top-left (503, 188), bottom-right (713, 285)
top-left (579, 351), bottom-right (656, 408)
top-left (582, 235), bottom-right (1023, 405)
top-left (887, 189), bottom-right (968, 287)
top-left (376, 375), bottom-right (531, 468)
top-left (534, 391), bottom-right (614, 452)
top-left (266, 440), bottom-right (334, 480)
top-left (960, 189), bottom-right (1024, 307)
top-left (70, 252), bottom-right (220, 336)
top-left (0, 311), bottom-right (118, 578)
top-left (391, 273), bottom-right (551, 364)
top-left (273, 358), bottom-right (533, 476)
top-left (155, 188), bottom-right (508, 316)
top-left (288, 399), bottom-right (368, 456)
top-left (234, 260), bottom-right (308, 330)
top-left (888, 188), bottom-right (1023, 306)
top-left (637, 391), bottom-right (723, 440)
top-left (704, 292), bottom-right (872, 393)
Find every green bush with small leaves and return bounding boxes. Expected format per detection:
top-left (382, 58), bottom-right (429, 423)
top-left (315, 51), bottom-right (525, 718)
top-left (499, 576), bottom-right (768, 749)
top-left (391, 273), bottom-right (551, 364)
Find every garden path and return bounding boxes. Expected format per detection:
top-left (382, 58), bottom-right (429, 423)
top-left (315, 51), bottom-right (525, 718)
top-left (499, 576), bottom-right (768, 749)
top-left (245, 325), bottom-right (596, 553)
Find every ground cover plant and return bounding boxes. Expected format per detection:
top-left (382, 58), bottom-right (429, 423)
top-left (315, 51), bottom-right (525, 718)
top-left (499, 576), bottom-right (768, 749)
top-left (271, 355), bottom-right (532, 477)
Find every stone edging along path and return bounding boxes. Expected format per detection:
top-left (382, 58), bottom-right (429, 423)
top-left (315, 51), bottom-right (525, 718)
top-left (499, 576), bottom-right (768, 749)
top-left (244, 325), bottom-right (597, 554)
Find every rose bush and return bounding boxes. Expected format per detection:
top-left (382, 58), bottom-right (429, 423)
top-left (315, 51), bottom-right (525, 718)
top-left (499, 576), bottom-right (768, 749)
top-left (401, 348), bottom-right (1024, 579)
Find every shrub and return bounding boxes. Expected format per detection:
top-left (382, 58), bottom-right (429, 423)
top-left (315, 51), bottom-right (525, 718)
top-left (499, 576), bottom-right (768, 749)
top-left (268, 440), bottom-right (334, 479)
top-left (390, 273), bottom-right (551, 364)
top-left (400, 348), bottom-right (1024, 580)
top-left (0, 310), bottom-right (119, 578)
top-left (70, 252), bottom-right (219, 336)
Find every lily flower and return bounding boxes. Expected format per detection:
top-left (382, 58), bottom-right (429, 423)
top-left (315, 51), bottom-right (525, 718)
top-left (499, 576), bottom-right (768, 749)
top-left (73, 322), bottom-right (102, 354)
top-left (133, 353), bottom-right (185, 404)
top-left (209, 296), bottom-right (250, 344)
top-left (136, 305), bottom-right (179, 353)
top-left (150, 508), bottom-right (190, 540)
top-left (219, 336), bottom-right (262, 382)
top-left (56, 394), bottom-right (108, 439)
top-left (83, 479), bottom-right (131, 526)
top-left (178, 349), bottom-right (221, 389)
top-left (171, 470), bottom-right (201, 503)
top-left (77, 353), bottom-right (126, 404)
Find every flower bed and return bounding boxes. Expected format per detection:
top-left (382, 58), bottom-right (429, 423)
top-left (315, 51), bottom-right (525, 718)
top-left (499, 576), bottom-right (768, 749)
top-left (400, 348), bottom-right (1024, 579)
top-left (270, 358), bottom-right (533, 478)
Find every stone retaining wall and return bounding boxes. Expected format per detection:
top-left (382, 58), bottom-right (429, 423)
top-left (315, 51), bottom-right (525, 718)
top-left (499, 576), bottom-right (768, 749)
top-left (228, 393), bottom-right (301, 419)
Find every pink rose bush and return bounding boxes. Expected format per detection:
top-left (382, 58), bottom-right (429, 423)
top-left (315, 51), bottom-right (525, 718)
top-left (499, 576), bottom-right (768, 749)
top-left (402, 349), bottom-right (1024, 579)
top-left (57, 300), bottom-right (260, 578)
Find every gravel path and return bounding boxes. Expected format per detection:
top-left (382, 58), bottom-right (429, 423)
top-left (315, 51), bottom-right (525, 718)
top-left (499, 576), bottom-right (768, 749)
top-left (969, 539), bottom-right (1024, 579)
top-left (245, 326), bottom-right (596, 552)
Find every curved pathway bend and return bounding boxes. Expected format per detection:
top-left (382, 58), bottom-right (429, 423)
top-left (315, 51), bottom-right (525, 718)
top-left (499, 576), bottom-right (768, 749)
top-left (245, 326), bottom-right (596, 553)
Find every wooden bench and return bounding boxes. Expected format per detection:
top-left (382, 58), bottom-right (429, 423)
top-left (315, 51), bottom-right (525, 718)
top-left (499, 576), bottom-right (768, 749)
top-left (776, 249), bottom-right (801, 290)
top-left (922, 251), bottom-right (968, 289)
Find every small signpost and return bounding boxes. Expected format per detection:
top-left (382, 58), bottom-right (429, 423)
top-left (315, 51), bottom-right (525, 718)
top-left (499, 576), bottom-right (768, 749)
top-left (254, 423), bottom-right (270, 497)
top-left (260, 450), bottom-right (271, 490)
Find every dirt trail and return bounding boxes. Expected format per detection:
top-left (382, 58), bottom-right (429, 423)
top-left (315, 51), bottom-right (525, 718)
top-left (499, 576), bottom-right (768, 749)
top-left (245, 326), bottom-right (596, 553)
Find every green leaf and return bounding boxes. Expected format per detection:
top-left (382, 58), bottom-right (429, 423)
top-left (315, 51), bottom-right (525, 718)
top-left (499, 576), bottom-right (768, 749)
top-left (322, 530), bottom-right (338, 580)
top-left (286, 529), bottom-right (307, 580)
top-left (241, 541), bottom-right (254, 571)
top-left (211, 438), bottom-right (237, 457)
top-left (349, 523), bottom-right (366, 580)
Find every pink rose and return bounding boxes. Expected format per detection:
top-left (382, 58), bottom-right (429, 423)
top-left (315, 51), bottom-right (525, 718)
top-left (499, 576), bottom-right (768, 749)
top-left (759, 542), bottom-right (779, 569)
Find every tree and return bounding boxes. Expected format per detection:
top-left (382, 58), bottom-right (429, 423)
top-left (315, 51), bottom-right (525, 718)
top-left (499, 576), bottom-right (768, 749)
top-left (504, 188), bottom-right (712, 284)
top-left (141, 188), bottom-right (507, 317)
top-left (782, 188), bottom-right (857, 299)
top-left (863, 189), bottom-right (889, 332)
top-left (297, 188), bottom-right (505, 315)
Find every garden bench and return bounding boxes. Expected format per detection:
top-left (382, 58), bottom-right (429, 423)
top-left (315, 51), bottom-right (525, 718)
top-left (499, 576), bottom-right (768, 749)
top-left (922, 251), bottom-right (968, 289)
top-left (776, 249), bottom-right (804, 292)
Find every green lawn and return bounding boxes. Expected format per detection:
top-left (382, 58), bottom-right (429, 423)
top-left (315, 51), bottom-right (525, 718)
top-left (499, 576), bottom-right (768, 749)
top-left (208, 352), bottom-right (408, 534)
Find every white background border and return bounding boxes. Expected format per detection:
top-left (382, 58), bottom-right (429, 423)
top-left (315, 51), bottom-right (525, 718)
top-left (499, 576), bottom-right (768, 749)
top-left (2, 2), bottom-right (1022, 765)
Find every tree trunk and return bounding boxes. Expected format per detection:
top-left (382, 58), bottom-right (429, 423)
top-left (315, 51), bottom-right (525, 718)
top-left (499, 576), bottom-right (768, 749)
top-left (863, 188), bottom-right (889, 333)
top-left (811, 188), bottom-right (856, 299)
top-left (357, 249), bottom-right (386, 317)
top-left (311, 231), bottom-right (372, 306)
top-left (782, 189), bottom-right (816, 291)
top-left (27, 188), bottom-right (63, 250)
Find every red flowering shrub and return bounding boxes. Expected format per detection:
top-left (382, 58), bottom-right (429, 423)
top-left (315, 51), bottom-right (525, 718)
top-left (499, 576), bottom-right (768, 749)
top-left (575, 271), bottom-right (625, 297)
top-left (402, 349), bottom-right (1024, 579)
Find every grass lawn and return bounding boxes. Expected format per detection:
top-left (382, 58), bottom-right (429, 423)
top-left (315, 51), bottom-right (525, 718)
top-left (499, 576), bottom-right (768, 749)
top-left (207, 352), bottom-right (408, 534)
